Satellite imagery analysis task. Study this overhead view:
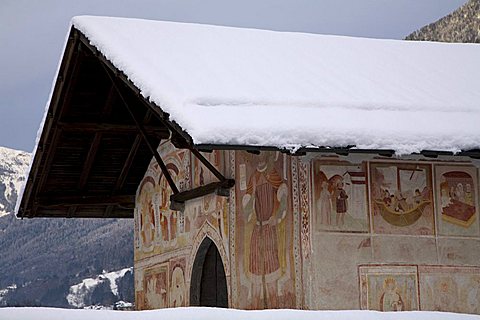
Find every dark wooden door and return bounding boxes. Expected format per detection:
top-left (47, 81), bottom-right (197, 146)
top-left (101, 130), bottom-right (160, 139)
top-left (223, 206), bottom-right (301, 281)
top-left (199, 242), bottom-right (227, 307)
top-left (190, 238), bottom-right (228, 307)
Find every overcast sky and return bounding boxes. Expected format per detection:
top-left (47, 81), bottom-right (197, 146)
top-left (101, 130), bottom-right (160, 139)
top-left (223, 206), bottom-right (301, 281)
top-left (0, 0), bottom-right (467, 152)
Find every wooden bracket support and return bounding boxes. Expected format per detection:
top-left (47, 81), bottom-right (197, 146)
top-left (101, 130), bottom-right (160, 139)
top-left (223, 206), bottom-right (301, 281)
top-left (100, 61), bottom-right (235, 211)
top-left (102, 64), bottom-right (179, 195)
top-left (169, 179), bottom-right (235, 211)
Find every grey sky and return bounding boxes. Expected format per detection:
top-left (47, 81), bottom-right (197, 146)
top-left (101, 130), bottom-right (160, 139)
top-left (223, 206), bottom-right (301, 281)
top-left (0, 0), bottom-right (467, 152)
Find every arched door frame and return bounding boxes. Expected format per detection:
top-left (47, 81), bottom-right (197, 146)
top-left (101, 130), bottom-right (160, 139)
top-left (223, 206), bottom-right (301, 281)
top-left (190, 237), bottom-right (213, 306)
top-left (189, 233), bottom-right (229, 307)
top-left (187, 223), bottom-right (230, 306)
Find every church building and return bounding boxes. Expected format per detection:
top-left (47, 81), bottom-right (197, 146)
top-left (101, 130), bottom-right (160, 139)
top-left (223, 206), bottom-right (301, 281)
top-left (16, 16), bottom-right (480, 313)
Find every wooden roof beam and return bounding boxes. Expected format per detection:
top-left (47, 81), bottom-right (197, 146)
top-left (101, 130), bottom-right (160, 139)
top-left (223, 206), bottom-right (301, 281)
top-left (114, 134), bottom-right (142, 193)
top-left (78, 132), bottom-right (103, 190)
top-left (24, 37), bottom-right (85, 218)
top-left (189, 148), bottom-right (229, 183)
top-left (76, 30), bottom-right (193, 148)
top-left (170, 179), bottom-right (235, 211)
top-left (57, 122), bottom-right (169, 138)
top-left (38, 194), bottom-right (135, 207)
top-left (101, 63), bottom-right (180, 195)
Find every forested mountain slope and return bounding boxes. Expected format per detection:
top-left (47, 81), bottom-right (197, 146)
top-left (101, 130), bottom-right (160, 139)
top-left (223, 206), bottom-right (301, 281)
top-left (406, 0), bottom-right (480, 43)
top-left (0, 146), bottom-right (133, 308)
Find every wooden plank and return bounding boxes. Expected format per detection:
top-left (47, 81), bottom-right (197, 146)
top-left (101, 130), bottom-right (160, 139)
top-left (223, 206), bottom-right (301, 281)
top-left (103, 205), bottom-right (114, 218)
top-left (100, 83), bottom-right (116, 119)
top-left (190, 148), bottom-right (227, 182)
top-left (38, 194), bottom-right (135, 207)
top-left (170, 179), bottom-right (234, 204)
top-left (78, 132), bottom-right (102, 190)
top-left (26, 38), bottom-right (84, 218)
top-left (113, 112), bottom-right (152, 193)
top-left (114, 134), bottom-right (142, 192)
top-left (101, 63), bottom-right (179, 195)
top-left (67, 205), bottom-right (77, 218)
top-left (30, 127), bottom-right (63, 217)
top-left (57, 122), bottom-right (169, 138)
top-left (76, 30), bottom-right (193, 147)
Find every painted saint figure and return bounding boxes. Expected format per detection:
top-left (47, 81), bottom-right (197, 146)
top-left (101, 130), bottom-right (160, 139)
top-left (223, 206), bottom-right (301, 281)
top-left (334, 181), bottom-right (348, 226)
top-left (317, 180), bottom-right (332, 225)
top-left (380, 278), bottom-right (404, 311)
top-left (141, 200), bottom-right (155, 251)
top-left (170, 266), bottom-right (186, 307)
top-left (242, 156), bottom-right (287, 308)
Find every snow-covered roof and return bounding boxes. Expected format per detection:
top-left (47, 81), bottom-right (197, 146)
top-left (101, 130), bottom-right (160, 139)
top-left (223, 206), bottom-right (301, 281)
top-left (72, 16), bottom-right (480, 155)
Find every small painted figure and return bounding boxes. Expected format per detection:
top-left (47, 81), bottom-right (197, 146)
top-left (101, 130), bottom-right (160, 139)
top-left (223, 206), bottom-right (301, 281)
top-left (317, 180), bottom-right (332, 225)
top-left (335, 181), bottom-right (348, 226)
top-left (380, 278), bottom-right (404, 311)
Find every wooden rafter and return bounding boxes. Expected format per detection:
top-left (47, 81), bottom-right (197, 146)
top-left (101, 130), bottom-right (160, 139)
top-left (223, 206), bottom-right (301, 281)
top-left (67, 205), bottom-right (77, 218)
top-left (189, 148), bottom-right (228, 182)
top-left (101, 63), bottom-right (180, 195)
top-left (78, 132), bottom-right (103, 190)
top-left (103, 205), bottom-right (114, 218)
top-left (171, 180), bottom-right (235, 204)
top-left (101, 83), bottom-right (117, 118)
top-left (114, 134), bottom-right (142, 192)
top-left (57, 122), bottom-right (169, 138)
top-left (38, 194), bottom-right (135, 207)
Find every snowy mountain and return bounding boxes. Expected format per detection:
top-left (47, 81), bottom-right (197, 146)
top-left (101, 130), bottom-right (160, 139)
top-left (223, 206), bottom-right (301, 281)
top-left (0, 146), bottom-right (134, 308)
top-left (406, 0), bottom-right (480, 43)
top-left (67, 268), bottom-right (133, 309)
top-left (0, 146), bottom-right (30, 217)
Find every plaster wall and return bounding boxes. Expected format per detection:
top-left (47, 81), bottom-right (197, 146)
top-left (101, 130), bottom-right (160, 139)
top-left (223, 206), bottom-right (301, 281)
top-left (301, 153), bottom-right (480, 314)
top-left (134, 144), bottom-right (480, 314)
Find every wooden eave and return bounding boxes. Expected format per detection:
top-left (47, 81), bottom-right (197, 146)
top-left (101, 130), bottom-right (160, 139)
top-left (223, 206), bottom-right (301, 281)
top-left (19, 26), bottom-right (480, 219)
top-left (17, 27), bottom-right (197, 219)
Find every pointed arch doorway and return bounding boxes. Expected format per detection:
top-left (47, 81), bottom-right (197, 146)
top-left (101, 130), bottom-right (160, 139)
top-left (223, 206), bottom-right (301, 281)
top-left (190, 237), bottom-right (228, 307)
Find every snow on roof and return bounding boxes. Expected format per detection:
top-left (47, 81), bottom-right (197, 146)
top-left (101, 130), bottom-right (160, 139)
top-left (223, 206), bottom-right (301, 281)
top-left (72, 16), bottom-right (480, 155)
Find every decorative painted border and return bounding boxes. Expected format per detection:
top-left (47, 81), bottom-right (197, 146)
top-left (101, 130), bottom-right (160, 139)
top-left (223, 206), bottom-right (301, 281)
top-left (358, 264), bottom-right (419, 311)
top-left (228, 150), bottom-right (237, 307)
top-left (299, 158), bottom-right (311, 259)
top-left (291, 156), bottom-right (303, 308)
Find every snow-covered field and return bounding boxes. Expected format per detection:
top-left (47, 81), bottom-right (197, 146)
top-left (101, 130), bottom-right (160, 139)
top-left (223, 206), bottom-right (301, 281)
top-left (1, 307), bottom-right (480, 320)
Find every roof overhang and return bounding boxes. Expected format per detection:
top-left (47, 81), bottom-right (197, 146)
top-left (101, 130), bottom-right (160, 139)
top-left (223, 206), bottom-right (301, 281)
top-left (17, 25), bottom-right (480, 219)
top-left (17, 27), bottom-right (194, 219)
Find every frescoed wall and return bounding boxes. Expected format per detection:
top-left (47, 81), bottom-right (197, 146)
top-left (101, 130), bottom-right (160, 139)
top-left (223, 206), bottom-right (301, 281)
top-left (435, 165), bottom-right (479, 237)
top-left (359, 265), bottom-right (419, 311)
top-left (134, 142), bottom-right (231, 310)
top-left (134, 144), bottom-right (480, 314)
top-left (233, 151), bottom-right (296, 309)
top-left (312, 160), bottom-right (369, 232)
top-left (370, 162), bottom-right (434, 235)
top-left (302, 155), bottom-right (480, 314)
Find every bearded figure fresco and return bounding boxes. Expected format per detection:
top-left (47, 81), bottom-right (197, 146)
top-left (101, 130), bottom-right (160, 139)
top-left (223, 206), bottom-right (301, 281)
top-left (236, 151), bottom-right (295, 309)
